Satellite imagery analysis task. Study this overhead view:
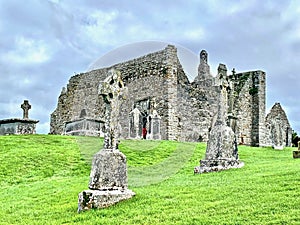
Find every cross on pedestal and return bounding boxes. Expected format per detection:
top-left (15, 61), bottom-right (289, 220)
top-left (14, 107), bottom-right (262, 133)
top-left (21, 100), bottom-right (31, 119)
top-left (98, 69), bottom-right (126, 150)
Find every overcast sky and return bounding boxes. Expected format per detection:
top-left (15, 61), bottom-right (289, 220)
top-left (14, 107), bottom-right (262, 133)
top-left (0, 0), bottom-right (299, 134)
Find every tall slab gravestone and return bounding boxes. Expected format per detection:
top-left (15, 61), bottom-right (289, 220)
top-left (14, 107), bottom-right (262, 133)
top-left (194, 70), bottom-right (244, 173)
top-left (78, 69), bottom-right (135, 213)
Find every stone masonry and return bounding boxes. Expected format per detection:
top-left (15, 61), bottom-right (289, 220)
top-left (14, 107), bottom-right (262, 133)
top-left (265, 102), bottom-right (292, 149)
top-left (50, 45), bottom-right (292, 147)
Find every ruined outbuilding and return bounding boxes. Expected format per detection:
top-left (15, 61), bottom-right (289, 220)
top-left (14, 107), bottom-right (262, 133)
top-left (265, 102), bottom-right (292, 149)
top-left (50, 45), bottom-right (292, 147)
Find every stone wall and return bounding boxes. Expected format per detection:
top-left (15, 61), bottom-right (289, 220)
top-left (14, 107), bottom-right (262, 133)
top-left (51, 45), bottom-right (185, 141)
top-left (50, 45), bottom-right (292, 146)
top-left (229, 70), bottom-right (266, 146)
top-left (186, 50), bottom-right (218, 142)
top-left (50, 69), bottom-right (106, 134)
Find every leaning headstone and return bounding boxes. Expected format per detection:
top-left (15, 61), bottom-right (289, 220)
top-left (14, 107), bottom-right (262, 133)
top-left (292, 141), bottom-right (300, 158)
top-left (194, 71), bottom-right (244, 173)
top-left (78, 69), bottom-right (135, 213)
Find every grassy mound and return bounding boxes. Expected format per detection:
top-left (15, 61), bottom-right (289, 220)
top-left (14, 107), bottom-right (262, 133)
top-left (0, 135), bottom-right (299, 224)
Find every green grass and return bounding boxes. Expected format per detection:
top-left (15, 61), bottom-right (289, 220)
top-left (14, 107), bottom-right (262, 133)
top-left (0, 135), bottom-right (300, 224)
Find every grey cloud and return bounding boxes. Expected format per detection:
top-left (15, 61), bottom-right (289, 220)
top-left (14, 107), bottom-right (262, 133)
top-left (0, 0), bottom-right (299, 133)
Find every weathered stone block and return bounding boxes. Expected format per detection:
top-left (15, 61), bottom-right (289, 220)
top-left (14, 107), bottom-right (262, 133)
top-left (78, 189), bottom-right (135, 213)
top-left (273, 145), bottom-right (284, 150)
top-left (196, 159), bottom-right (244, 173)
top-left (293, 150), bottom-right (300, 159)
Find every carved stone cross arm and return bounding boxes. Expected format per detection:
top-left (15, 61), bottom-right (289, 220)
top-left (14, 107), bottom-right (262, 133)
top-left (98, 69), bottom-right (126, 150)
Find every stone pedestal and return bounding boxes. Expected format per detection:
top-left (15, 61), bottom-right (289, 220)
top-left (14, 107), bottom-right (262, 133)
top-left (294, 142), bottom-right (300, 158)
top-left (78, 149), bottom-right (135, 213)
top-left (78, 189), bottom-right (135, 212)
top-left (196, 159), bottom-right (244, 173)
top-left (0, 118), bottom-right (39, 135)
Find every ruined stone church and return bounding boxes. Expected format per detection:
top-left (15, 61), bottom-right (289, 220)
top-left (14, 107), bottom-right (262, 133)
top-left (50, 45), bottom-right (292, 147)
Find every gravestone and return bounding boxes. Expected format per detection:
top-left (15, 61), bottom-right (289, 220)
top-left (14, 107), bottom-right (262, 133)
top-left (64, 118), bottom-right (104, 136)
top-left (148, 97), bottom-right (161, 140)
top-left (194, 71), bottom-right (244, 173)
top-left (0, 100), bottom-right (39, 135)
top-left (293, 141), bottom-right (300, 158)
top-left (151, 115), bottom-right (161, 140)
top-left (78, 69), bottom-right (135, 212)
top-left (129, 107), bottom-right (142, 139)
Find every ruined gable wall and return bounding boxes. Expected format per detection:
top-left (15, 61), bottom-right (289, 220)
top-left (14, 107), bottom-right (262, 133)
top-left (265, 103), bottom-right (292, 147)
top-left (116, 45), bottom-right (182, 140)
top-left (50, 69), bottom-right (107, 134)
top-left (229, 71), bottom-right (266, 146)
top-left (176, 62), bottom-right (201, 141)
top-left (50, 45), bottom-right (185, 140)
top-left (177, 81), bottom-right (217, 142)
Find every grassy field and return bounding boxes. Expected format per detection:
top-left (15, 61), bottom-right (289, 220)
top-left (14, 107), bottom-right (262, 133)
top-left (0, 135), bottom-right (299, 224)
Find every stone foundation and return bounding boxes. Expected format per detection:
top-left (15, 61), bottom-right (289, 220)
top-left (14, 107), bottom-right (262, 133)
top-left (195, 159), bottom-right (244, 173)
top-left (78, 189), bottom-right (135, 212)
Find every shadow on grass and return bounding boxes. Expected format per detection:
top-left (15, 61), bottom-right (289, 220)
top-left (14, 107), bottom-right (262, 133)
top-left (76, 136), bottom-right (197, 188)
top-left (128, 142), bottom-right (197, 187)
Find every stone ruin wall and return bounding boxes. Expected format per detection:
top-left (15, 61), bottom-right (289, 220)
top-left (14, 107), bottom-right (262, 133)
top-left (177, 50), bottom-right (218, 142)
top-left (229, 71), bottom-right (266, 146)
top-left (50, 45), bottom-right (292, 146)
top-left (50, 69), bottom-right (107, 134)
top-left (51, 45), bottom-right (190, 140)
top-left (113, 45), bottom-right (185, 140)
top-left (50, 45), bottom-right (213, 141)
